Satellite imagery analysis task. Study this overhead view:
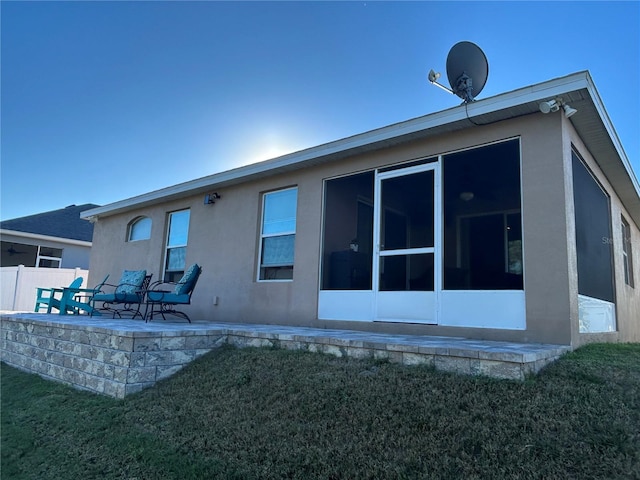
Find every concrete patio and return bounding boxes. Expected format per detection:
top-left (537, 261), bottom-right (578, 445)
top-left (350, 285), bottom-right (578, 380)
top-left (0, 312), bottom-right (571, 398)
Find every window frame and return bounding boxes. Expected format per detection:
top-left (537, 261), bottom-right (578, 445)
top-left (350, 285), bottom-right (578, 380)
top-left (621, 215), bottom-right (635, 288)
top-left (163, 209), bottom-right (190, 282)
top-left (36, 245), bottom-right (62, 269)
top-left (257, 187), bottom-right (298, 282)
top-left (127, 216), bottom-right (152, 242)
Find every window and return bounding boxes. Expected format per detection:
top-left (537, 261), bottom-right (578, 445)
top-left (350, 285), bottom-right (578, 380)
top-left (259, 187), bottom-right (297, 280)
top-left (443, 139), bottom-right (523, 290)
top-left (572, 152), bottom-right (614, 303)
top-left (321, 172), bottom-right (374, 290)
top-left (622, 216), bottom-right (635, 287)
top-left (164, 209), bottom-right (190, 282)
top-left (36, 246), bottom-right (63, 268)
top-left (128, 217), bottom-right (152, 241)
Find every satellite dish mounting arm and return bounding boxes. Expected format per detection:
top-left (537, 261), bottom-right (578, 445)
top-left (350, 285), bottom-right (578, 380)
top-left (428, 69), bottom-right (454, 95)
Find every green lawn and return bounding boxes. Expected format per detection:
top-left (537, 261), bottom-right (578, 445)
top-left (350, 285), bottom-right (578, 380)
top-left (2, 343), bottom-right (640, 479)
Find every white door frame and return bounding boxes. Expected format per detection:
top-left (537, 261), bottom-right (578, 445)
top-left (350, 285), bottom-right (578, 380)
top-left (373, 161), bottom-right (441, 323)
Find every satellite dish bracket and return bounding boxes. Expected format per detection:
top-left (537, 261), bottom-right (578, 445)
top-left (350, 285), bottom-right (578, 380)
top-left (454, 72), bottom-right (474, 103)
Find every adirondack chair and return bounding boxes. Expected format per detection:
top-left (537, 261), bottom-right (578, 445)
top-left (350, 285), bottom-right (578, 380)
top-left (35, 277), bottom-right (83, 314)
top-left (90, 270), bottom-right (152, 319)
top-left (145, 264), bottom-right (202, 323)
top-left (58, 274), bottom-right (110, 316)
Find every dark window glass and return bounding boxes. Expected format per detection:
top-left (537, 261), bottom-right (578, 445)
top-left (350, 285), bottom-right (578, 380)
top-left (321, 172), bottom-right (374, 290)
top-left (380, 171), bottom-right (434, 251)
top-left (379, 253), bottom-right (434, 291)
top-left (622, 216), bottom-right (634, 288)
top-left (572, 152), bottom-right (614, 302)
top-left (443, 139), bottom-right (523, 290)
top-left (0, 242), bottom-right (38, 267)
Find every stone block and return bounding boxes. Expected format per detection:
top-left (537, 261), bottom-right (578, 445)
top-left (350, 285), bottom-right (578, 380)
top-left (160, 336), bottom-right (187, 350)
top-left (60, 367), bottom-right (85, 387)
top-left (104, 381), bottom-right (126, 399)
top-left (435, 356), bottom-right (472, 375)
top-left (84, 375), bottom-right (106, 394)
top-left (54, 339), bottom-right (77, 355)
top-left (130, 352), bottom-right (146, 367)
top-left (347, 347), bottom-right (372, 360)
top-left (185, 335), bottom-right (225, 350)
top-left (403, 352), bottom-right (434, 366)
top-left (109, 336), bottom-right (134, 352)
top-left (145, 349), bottom-right (196, 366)
top-left (113, 367), bottom-right (129, 383)
top-left (133, 337), bottom-right (162, 352)
top-left (104, 350), bottom-right (131, 367)
top-left (373, 349), bottom-right (403, 363)
top-left (70, 330), bottom-right (91, 344)
top-left (323, 344), bottom-right (344, 358)
top-left (127, 367), bottom-right (157, 383)
top-left (477, 360), bottom-right (524, 380)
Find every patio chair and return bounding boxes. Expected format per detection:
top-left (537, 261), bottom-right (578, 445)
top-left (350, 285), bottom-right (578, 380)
top-left (145, 264), bottom-right (202, 323)
top-left (58, 274), bottom-right (110, 316)
top-left (90, 270), bottom-right (152, 319)
top-left (35, 277), bottom-right (83, 313)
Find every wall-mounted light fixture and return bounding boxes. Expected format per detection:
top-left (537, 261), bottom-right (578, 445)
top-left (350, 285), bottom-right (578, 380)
top-left (539, 97), bottom-right (577, 118)
top-left (204, 192), bottom-right (221, 204)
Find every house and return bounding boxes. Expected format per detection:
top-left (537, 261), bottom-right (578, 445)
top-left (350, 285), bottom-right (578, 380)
top-left (81, 71), bottom-right (639, 347)
top-left (1, 204), bottom-right (98, 270)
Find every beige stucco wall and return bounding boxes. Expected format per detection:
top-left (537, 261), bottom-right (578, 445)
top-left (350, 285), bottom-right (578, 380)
top-left (87, 112), bottom-right (638, 345)
top-left (563, 120), bottom-right (640, 346)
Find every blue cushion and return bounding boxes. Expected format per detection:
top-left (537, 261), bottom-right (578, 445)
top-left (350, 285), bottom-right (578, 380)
top-left (94, 292), bottom-right (142, 304)
top-left (115, 270), bottom-right (146, 295)
top-left (147, 291), bottom-right (190, 304)
top-left (174, 264), bottom-right (200, 295)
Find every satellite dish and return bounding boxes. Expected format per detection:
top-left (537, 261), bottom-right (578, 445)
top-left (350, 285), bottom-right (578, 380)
top-left (428, 41), bottom-right (489, 103)
top-left (445, 41), bottom-right (488, 103)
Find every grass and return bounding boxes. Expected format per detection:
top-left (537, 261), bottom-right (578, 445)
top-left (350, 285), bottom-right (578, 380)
top-left (2, 343), bottom-right (640, 479)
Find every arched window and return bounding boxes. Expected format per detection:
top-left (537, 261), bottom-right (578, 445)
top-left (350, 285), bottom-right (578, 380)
top-left (127, 216), bottom-right (152, 241)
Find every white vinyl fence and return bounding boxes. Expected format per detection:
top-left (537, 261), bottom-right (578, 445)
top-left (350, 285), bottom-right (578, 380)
top-left (0, 265), bottom-right (88, 312)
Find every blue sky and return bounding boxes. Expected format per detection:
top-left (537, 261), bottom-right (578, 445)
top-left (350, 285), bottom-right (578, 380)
top-left (1, 1), bottom-right (639, 220)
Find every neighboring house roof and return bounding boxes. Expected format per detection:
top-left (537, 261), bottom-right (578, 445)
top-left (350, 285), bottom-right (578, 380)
top-left (1, 204), bottom-right (99, 243)
top-left (81, 71), bottom-right (640, 227)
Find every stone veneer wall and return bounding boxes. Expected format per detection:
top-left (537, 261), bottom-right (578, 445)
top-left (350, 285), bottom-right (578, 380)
top-left (1, 317), bottom-right (225, 398)
top-left (1, 315), bottom-right (569, 398)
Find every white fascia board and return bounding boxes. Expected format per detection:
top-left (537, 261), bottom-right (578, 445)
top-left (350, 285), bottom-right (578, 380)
top-left (0, 229), bottom-right (92, 247)
top-left (84, 71), bottom-right (621, 220)
top-left (582, 72), bottom-right (640, 197)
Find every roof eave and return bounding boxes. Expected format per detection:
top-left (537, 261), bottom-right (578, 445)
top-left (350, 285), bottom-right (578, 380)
top-left (81, 71), bottom-right (640, 226)
top-left (0, 229), bottom-right (93, 247)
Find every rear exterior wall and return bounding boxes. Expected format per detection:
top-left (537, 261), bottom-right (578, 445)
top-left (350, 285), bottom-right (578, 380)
top-left (88, 113), bottom-right (636, 345)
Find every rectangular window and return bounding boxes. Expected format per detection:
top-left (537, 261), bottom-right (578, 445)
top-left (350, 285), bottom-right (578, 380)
top-left (259, 187), bottom-right (297, 281)
top-left (164, 209), bottom-right (190, 282)
top-left (321, 172), bottom-right (374, 290)
top-left (622, 216), bottom-right (635, 287)
top-left (36, 246), bottom-right (63, 269)
top-left (572, 152), bottom-right (615, 302)
top-left (443, 139), bottom-right (523, 290)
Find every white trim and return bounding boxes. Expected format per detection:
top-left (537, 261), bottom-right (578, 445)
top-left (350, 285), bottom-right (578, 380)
top-left (373, 162), bottom-right (439, 323)
top-left (257, 187), bottom-right (298, 282)
top-left (81, 71), bottom-right (639, 225)
top-left (0, 229), bottom-right (92, 247)
top-left (439, 290), bottom-right (526, 329)
top-left (163, 209), bottom-right (190, 281)
top-left (318, 290), bottom-right (374, 321)
top-left (578, 294), bottom-right (616, 333)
